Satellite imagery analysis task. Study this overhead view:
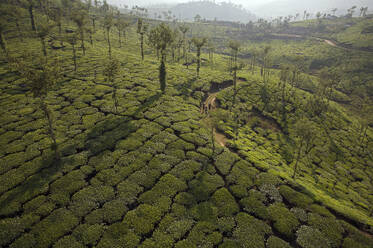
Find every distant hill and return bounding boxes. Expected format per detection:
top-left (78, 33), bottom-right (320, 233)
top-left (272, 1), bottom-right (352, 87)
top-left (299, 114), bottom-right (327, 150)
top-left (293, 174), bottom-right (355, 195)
top-left (147, 1), bottom-right (256, 23)
top-left (253, 0), bottom-right (373, 18)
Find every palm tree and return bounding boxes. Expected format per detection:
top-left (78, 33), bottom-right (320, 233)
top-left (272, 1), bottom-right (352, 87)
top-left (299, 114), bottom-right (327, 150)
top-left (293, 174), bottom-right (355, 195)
top-left (192, 37), bottom-right (207, 77)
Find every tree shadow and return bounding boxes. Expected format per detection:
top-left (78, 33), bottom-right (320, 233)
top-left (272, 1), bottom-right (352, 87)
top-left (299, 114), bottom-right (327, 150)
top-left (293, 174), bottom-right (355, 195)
top-left (174, 77), bottom-right (197, 99)
top-left (0, 114), bottom-right (137, 219)
top-left (132, 92), bottom-right (162, 117)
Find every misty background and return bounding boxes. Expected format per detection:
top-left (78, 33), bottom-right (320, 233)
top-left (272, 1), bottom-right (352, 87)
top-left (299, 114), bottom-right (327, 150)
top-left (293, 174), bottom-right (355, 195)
top-left (107, 0), bottom-right (373, 21)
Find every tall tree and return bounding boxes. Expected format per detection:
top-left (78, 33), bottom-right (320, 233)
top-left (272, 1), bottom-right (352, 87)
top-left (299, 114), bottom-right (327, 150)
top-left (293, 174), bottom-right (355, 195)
top-left (228, 40), bottom-right (241, 108)
top-left (148, 23), bottom-right (174, 93)
top-left (192, 37), bottom-right (207, 77)
top-left (137, 18), bottom-right (147, 61)
top-left (72, 8), bottom-right (88, 55)
top-left (15, 56), bottom-right (61, 160)
top-left (36, 19), bottom-right (55, 57)
top-left (104, 12), bottom-right (113, 58)
top-left (115, 18), bottom-right (130, 48)
top-left (22, 0), bottom-right (37, 31)
top-left (179, 23), bottom-right (189, 60)
top-left (65, 33), bottom-right (78, 71)
top-left (292, 118), bottom-right (317, 179)
top-left (103, 57), bottom-right (120, 113)
top-left (261, 46), bottom-right (271, 84)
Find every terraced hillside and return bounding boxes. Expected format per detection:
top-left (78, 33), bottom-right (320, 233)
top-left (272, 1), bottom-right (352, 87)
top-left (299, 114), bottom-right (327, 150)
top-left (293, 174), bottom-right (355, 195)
top-left (0, 1), bottom-right (373, 248)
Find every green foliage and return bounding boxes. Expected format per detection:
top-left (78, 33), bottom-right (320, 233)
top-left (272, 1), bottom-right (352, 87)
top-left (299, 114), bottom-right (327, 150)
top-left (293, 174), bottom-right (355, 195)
top-left (307, 213), bottom-right (344, 248)
top-left (279, 185), bottom-right (313, 208)
top-left (268, 203), bottom-right (300, 239)
top-left (266, 236), bottom-right (292, 248)
top-left (296, 225), bottom-right (331, 248)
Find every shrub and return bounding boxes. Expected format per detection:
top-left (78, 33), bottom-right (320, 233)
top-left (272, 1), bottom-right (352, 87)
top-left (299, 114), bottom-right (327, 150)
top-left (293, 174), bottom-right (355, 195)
top-left (211, 188), bottom-right (239, 217)
top-left (30, 208), bottom-right (79, 248)
top-left (266, 236), bottom-right (292, 248)
top-left (52, 235), bottom-right (84, 248)
top-left (258, 183), bottom-right (283, 203)
top-left (279, 185), bottom-right (313, 208)
top-left (188, 221), bottom-right (222, 247)
top-left (0, 217), bottom-right (26, 247)
top-left (215, 151), bottom-right (238, 175)
top-left (97, 222), bottom-right (140, 248)
top-left (307, 213), bottom-right (344, 248)
top-left (240, 194), bottom-right (269, 220)
top-left (123, 204), bottom-right (163, 235)
top-left (308, 204), bottom-right (334, 218)
top-left (291, 208), bottom-right (308, 222)
top-left (233, 213), bottom-right (272, 248)
top-left (69, 185), bottom-right (115, 217)
top-left (268, 203), bottom-right (300, 239)
top-left (72, 224), bottom-right (104, 246)
top-left (296, 225), bottom-right (330, 248)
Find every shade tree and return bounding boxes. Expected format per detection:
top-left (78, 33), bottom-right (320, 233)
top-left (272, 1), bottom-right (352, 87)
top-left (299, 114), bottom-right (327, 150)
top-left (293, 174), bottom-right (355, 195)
top-left (72, 8), bottom-right (88, 55)
top-left (192, 37), bottom-right (207, 77)
top-left (15, 55), bottom-right (61, 160)
top-left (104, 11), bottom-right (114, 58)
top-left (148, 23), bottom-right (175, 93)
top-left (292, 118), bottom-right (317, 179)
top-left (103, 57), bottom-right (121, 113)
top-left (137, 18), bottom-right (147, 61)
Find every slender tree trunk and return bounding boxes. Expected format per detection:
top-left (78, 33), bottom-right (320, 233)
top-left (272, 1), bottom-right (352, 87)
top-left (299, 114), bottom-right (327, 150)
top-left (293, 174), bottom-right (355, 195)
top-left (15, 21), bottom-right (23, 42)
top-left (40, 37), bottom-right (47, 56)
top-left (40, 98), bottom-right (59, 160)
top-left (197, 47), bottom-right (201, 77)
top-left (112, 85), bottom-right (118, 113)
top-left (72, 44), bottom-right (77, 71)
top-left (118, 30), bottom-right (121, 48)
top-left (183, 33), bottom-right (186, 58)
top-left (0, 31), bottom-right (6, 53)
top-left (58, 23), bottom-right (63, 46)
top-left (107, 28), bottom-right (111, 58)
top-left (29, 5), bottom-right (36, 31)
top-left (140, 33), bottom-right (144, 60)
top-left (159, 52), bottom-right (166, 93)
top-left (89, 33), bottom-right (93, 45)
top-left (92, 19), bottom-right (96, 32)
top-left (81, 30), bottom-right (85, 56)
top-left (233, 68), bottom-right (237, 109)
top-left (292, 140), bottom-right (304, 179)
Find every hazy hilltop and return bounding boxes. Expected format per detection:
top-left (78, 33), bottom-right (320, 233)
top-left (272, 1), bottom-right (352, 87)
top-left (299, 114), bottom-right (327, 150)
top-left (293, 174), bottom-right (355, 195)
top-left (253, 0), bottom-right (373, 18)
top-left (169, 1), bottom-right (255, 22)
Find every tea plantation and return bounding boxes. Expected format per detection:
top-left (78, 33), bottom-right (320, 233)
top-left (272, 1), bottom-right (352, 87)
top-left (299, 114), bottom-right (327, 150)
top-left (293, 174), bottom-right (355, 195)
top-left (0, 1), bottom-right (372, 248)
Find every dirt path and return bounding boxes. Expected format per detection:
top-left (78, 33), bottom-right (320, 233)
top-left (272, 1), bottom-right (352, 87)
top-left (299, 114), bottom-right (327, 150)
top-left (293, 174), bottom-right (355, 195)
top-left (271, 33), bottom-right (373, 53)
top-left (214, 130), bottom-right (227, 147)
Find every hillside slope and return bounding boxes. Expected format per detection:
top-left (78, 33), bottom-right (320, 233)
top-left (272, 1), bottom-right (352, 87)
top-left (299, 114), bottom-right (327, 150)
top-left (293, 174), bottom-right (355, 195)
top-left (0, 1), bottom-right (373, 248)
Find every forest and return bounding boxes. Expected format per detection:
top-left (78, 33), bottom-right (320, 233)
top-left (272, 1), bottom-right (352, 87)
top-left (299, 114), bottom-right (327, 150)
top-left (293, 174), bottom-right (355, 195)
top-left (0, 0), bottom-right (372, 248)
